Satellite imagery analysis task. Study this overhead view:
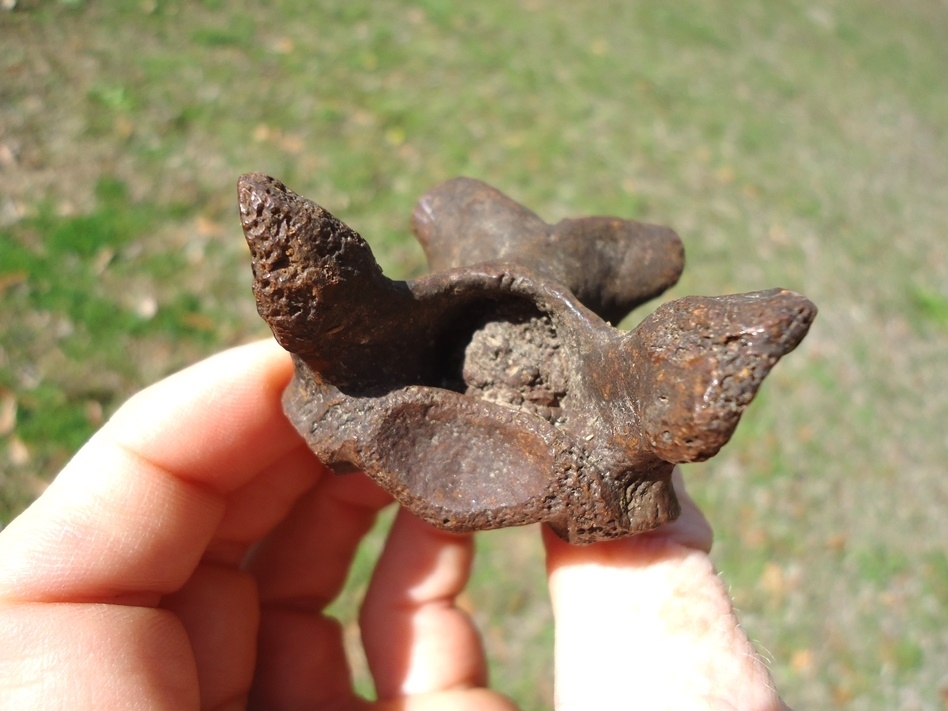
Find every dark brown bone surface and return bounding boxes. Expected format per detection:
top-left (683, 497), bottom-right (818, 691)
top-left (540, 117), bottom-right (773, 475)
top-left (239, 174), bottom-right (816, 544)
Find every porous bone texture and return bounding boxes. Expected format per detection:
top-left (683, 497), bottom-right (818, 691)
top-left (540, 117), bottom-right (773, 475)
top-left (239, 173), bottom-right (816, 543)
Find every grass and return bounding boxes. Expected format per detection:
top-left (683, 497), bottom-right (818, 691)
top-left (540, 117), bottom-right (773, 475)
top-left (2, 1), bottom-right (947, 708)
top-left (0, 175), bottom-right (238, 480)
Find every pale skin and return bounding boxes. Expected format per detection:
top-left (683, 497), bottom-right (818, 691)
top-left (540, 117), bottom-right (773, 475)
top-left (0, 340), bottom-right (789, 710)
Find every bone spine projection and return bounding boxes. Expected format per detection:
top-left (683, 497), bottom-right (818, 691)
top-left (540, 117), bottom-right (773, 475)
top-left (239, 174), bottom-right (816, 544)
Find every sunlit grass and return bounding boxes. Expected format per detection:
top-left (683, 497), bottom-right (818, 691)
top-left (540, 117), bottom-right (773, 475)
top-left (1, 1), bottom-right (946, 708)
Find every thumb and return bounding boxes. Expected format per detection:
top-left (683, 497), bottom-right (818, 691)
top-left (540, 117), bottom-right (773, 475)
top-left (543, 470), bottom-right (788, 711)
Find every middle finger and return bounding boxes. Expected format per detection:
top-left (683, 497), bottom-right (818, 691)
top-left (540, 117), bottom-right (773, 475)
top-left (245, 470), bottom-right (393, 708)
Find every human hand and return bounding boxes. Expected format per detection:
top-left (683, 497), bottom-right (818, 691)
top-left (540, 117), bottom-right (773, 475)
top-left (0, 340), bottom-right (789, 710)
top-left (0, 340), bottom-right (515, 710)
top-left (545, 467), bottom-right (790, 710)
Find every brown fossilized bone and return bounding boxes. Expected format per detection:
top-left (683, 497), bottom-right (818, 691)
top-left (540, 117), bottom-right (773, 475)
top-left (239, 173), bottom-right (816, 544)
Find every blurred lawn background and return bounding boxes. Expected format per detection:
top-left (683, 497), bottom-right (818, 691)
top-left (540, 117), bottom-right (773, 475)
top-left (1, 1), bottom-right (946, 708)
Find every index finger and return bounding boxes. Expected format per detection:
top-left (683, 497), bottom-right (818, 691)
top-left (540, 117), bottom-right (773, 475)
top-left (0, 339), bottom-right (305, 603)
